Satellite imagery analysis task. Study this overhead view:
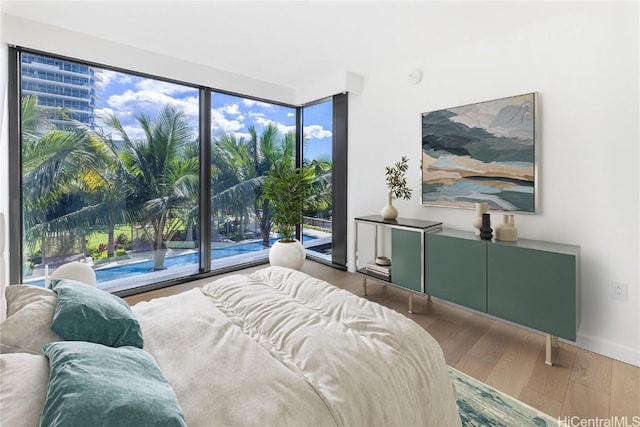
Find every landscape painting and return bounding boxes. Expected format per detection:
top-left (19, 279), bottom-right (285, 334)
top-left (421, 93), bottom-right (537, 212)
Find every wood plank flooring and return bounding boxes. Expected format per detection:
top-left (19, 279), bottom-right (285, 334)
top-left (126, 261), bottom-right (640, 422)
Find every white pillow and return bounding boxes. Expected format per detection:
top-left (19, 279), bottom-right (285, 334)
top-left (0, 285), bottom-right (62, 354)
top-left (0, 352), bottom-right (50, 426)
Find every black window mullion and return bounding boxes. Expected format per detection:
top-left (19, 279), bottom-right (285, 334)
top-left (295, 106), bottom-right (303, 241)
top-left (331, 93), bottom-right (348, 268)
top-left (8, 47), bottom-right (23, 286)
top-left (199, 89), bottom-right (212, 272)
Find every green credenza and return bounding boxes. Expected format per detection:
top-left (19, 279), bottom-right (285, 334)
top-left (425, 230), bottom-right (487, 312)
top-left (487, 240), bottom-right (580, 341)
top-left (426, 229), bottom-right (580, 341)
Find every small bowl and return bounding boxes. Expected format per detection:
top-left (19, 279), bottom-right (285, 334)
top-left (375, 256), bottom-right (391, 266)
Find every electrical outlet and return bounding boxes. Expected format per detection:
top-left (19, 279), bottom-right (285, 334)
top-left (611, 282), bottom-right (628, 301)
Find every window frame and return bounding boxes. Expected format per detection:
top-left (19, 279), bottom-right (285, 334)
top-left (7, 46), bottom-right (348, 295)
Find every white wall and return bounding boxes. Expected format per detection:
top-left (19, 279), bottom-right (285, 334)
top-left (348, 3), bottom-right (639, 366)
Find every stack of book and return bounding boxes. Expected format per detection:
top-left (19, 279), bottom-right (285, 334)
top-left (365, 260), bottom-right (391, 278)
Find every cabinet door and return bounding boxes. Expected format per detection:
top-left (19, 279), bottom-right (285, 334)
top-left (426, 233), bottom-right (487, 312)
top-left (487, 244), bottom-right (577, 340)
top-left (391, 229), bottom-right (423, 292)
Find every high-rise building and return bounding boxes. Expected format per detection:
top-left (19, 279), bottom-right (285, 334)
top-left (21, 52), bottom-right (102, 130)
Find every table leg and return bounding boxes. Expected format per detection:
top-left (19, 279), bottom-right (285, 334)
top-left (545, 334), bottom-right (559, 366)
top-left (362, 276), bottom-right (367, 296)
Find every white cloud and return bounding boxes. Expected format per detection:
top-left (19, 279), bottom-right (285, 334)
top-left (304, 125), bottom-right (332, 139)
top-left (98, 78), bottom-right (297, 146)
top-left (233, 132), bottom-right (252, 140)
top-left (242, 99), bottom-right (273, 109)
top-left (211, 108), bottom-right (243, 133)
top-left (98, 69), bottom-right (132, 87)
top-left (253, 117), bottom-right (295, 136)
top-left (278, 124), bottom-right (296, 135)
top-left (254, 117), bottom-right (271, 127)
top-left (248, 111), bottom-right (266, 119)
top-left (220, 103), bottom-right (242, 115)
top-left (106, 89), bottom-right (199, 126)
top-left (121, 124), bottom-right (146, 142)
top-left (135, 78), bottom-right (196, 96)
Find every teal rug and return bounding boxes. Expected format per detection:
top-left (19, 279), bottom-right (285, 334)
top-left (448, 367), bottom-right (560, 427)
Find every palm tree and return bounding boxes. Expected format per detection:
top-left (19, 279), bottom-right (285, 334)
top-left (304, 157), bottom-right (333, 219)
top-left (21, 96), bottom-right (105, 265)
top-left (103, 104), bottom-right (198, 270)
top-left (211, 123), bottom-right (294, 247)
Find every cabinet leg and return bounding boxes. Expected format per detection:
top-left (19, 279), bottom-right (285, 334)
top-left (545, 334), bottom-right (558, 366)
top-left (408, 293), bottom-right (413, 314)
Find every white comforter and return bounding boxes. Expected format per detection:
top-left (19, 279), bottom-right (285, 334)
top-left (132, 267), bottom-right (461, 426)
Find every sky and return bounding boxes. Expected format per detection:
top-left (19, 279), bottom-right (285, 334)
top-left (94, 68), bottom-right (332, 161)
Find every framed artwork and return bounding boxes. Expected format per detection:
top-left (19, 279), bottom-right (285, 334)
top-left (421, 92), bottom-right (538, 213)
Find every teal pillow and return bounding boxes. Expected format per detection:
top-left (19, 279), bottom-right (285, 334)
top-left (49, 279), bottom-right (143, 348)
top-left (40, 341), bottom-right (186, 427)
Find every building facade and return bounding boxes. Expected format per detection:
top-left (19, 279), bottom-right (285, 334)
top-left (21, 52), bottom-right (102, 130)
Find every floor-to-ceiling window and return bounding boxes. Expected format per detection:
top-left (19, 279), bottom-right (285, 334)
top-left (209, 92), bottom-right (296, 269)
top-left (8, 47), bottom-right (348, 293)
top-left (301, 99), bottom-right (333, 263)
top-left (301, 94), bottom-right (348, 269)
top-left (17, 51), bottom-right (201, 292)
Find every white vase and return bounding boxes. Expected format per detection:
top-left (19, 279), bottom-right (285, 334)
top-left (381, 192), bottom-right (398, 220)
top-left (269, 239), bottom-right (306, 270)
top-left (472, 202), bottom-right (488, 235)
top-left (494, 214), bottom-right (518, 242)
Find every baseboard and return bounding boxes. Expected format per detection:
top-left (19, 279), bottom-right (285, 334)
top-left (575, 333), bottom-right (640, 367)
top-left (429, 296), bottom-right (640, 368)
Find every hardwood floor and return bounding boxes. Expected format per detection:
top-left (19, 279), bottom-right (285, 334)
top-left (126, 261), bottom-right (640, 421)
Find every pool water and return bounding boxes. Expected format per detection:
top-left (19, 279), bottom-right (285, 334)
top-left (28, 235), bottom-right (316, 287)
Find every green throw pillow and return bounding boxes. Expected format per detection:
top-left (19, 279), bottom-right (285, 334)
top-left (40, 341), bottom-right (186, 427)
top-left (49, 279), bottom-right (143, 348)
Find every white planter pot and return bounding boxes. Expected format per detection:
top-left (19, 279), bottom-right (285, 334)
top-left (269, 239), bottom-right (306, 270)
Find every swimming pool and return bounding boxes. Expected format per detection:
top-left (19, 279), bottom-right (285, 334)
top-left (27, 235), bottom-right (316, 287)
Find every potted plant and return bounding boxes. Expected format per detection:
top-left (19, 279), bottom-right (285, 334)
top-left (261, 160), bottom-right (314, 270)
top-left (381, 156), bottom-right (412, 220)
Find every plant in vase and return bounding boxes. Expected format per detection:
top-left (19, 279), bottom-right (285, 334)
top-left (382, 156), bottom-right (412, 220)
top-left (261, 160), bottom-right (314, 270)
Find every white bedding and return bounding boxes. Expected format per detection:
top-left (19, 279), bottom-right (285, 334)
top-left (133, 267), bottom-right (460, 426)
top-left (1, 266), bottom-right (460, 426)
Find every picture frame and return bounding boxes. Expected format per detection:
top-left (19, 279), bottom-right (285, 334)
top-left (421, 92), bottom-right (538, 213)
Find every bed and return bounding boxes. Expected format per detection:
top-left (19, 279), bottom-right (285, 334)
top-left (1, 266), bottom-right (461, 426)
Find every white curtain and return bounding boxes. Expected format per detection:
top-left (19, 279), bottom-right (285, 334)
top-left (0, 42), bottom-right (10, 319)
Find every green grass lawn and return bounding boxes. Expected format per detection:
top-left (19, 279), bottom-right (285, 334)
top-left (85, 225), bottom-right (134, 248)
